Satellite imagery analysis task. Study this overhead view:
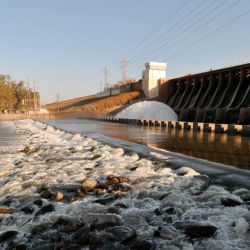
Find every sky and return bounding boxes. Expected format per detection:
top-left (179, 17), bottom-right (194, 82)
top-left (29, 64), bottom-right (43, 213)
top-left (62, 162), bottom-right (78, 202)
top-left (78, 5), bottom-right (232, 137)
top-left (0, 0), bottom-right (250, 103)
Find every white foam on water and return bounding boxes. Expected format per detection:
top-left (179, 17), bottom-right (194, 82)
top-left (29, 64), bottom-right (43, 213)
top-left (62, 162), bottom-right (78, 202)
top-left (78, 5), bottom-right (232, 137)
top-left (0, 119), bottom-right (249, 249)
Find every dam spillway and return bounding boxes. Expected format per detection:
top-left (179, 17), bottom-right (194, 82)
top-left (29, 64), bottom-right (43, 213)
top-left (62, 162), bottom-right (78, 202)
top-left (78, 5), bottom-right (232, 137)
top-left (163, 63), bottom-right (250, 124)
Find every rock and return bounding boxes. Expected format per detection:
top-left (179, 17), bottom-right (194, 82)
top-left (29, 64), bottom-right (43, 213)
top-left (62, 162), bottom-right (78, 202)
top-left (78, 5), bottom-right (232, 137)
top-left (0, 230), bottom-right (18, 243)
top-left (31, 224), bottom-right (48, 234)
top-left (137, 190), bottom-right (166, 200)
top-left (63, 224), bottom-right (79, 233)
top-left (20, 146), bottom-right (30, 154)
top-left (233, 189), bottom-right (250, 202)
top-left (91, 154), bottom-right (101, 160)
top-left (105, 226), bottom-right (136, 243)
top-left (154, 208), bottom-right (161, 216)
top-left (182, 222), bottom-right (217, 238)
top-left (232, 188), bottom-right (249, 196)
top-left (35, 204), bottom-right (54, 216)
top-left (114, 203), bottom-right (128, 209)
top-left (162, 207), bottom-right (176, 215)
top-left (93, 196), bottom-right (116, 205)
top-left (77, 188), bottom-right (86, 198)
top-left (54, 217), bottom-right (73, 227)
top-left (175, 167), bottom-right (199, 177)
top-left (21, 206), bottom-right (34, 214)
top-left (33, 199), bottom-right (43, 207)
top-left (40, 190), bottom-right (53, 199)
top-left (107, 206), bottom-right (119, 214)
top-left (55, 192), bottom-right (64, 201)
top-left (105, 176), bottom-right (129, 186)
top-left (82, 178), bottom-right (98, 192)
top-left (106, 178), bottom-right (120, 186)
top-left (96, 188), bottom-right (106, 195)
top-left (0, 207), bottom-right (13, 214)
top-left (37, 185), bottom-right (49, 193)
top-left (221, 196), bottom-right (243, 207)
top-left (88, 214), bottom-right (121, 229)
top-left (51, 232), bottom-right (62, 242)
top-left (113, 148), bottom-right (124, 156)
top-left (15, 243), bottom-right (28, 250)
top-left (154, 160), bottom-right (168, 171)
top-left (129, 166), bottom-right (138, 171)
top-left (118, 177), bottom-right (129, 183)
top-left (154, 226), bottom-right (178, 240)
top-left (130, 239), bottom-right (152, 250)
top-left (89, 233), bottom-right (103, 246)
top-left (74, 226), bottom-right (90, 245)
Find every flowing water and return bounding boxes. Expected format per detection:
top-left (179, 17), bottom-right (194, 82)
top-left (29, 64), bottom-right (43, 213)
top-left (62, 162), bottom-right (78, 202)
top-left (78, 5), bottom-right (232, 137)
top-left (44, 119), bottom-right (250, 170)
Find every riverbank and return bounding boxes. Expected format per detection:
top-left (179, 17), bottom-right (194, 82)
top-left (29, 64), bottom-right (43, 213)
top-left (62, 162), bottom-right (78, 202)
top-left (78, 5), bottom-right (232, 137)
top-left (0, 120), bottom-right (250, 249)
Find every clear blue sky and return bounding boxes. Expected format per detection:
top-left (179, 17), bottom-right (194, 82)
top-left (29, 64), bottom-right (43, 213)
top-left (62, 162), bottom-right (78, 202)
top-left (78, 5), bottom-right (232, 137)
top-left (0, 0), bottom-right (249, 103)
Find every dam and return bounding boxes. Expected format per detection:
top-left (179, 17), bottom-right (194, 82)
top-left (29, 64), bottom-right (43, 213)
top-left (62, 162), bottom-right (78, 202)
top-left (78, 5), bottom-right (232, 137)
top-left (161, 63), bottom-right (250, 124)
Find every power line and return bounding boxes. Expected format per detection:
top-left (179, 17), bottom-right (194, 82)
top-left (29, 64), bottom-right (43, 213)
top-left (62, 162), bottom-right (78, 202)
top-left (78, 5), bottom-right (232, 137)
top-left (110, 0), bottom-right (214, 82)
top-left (127, 0), bottom-right (209, 65)
top-left (167, 8), bottom-right (250, 61)
top-left (128, 0), bottom-right (230, 72)
top-left (107, 0), bottom-right (193, 82)
top-left (125, 0), bottom-right (191, 57)
top-left (128, 0), bottom-right (241, 77)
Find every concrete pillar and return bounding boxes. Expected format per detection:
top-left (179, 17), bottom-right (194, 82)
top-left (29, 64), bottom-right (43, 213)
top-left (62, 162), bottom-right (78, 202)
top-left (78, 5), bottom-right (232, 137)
top-left (242, 125), bottom-right (250, 136)
top-left (184, 122), bottom-right (191, 130)
top-left (155, 120), bottom-right (161, 127)
top-left (161, 121), bottom-right (167, 127)
top-left (142, 62), bottom-right (167, 99)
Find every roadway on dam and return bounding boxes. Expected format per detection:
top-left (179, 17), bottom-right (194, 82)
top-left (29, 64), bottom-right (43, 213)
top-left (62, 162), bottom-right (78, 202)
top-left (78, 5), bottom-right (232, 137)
top-left (44, 119), bottom-right (250, 171)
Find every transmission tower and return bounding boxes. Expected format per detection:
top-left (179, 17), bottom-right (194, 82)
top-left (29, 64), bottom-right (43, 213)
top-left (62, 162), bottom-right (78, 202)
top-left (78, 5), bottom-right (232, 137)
top-left (120, 58), bottom-right (128, 84)
top-left (56, 93), bottom-right (60, 113)
top-left (104, 66), bottom-right (110, 90)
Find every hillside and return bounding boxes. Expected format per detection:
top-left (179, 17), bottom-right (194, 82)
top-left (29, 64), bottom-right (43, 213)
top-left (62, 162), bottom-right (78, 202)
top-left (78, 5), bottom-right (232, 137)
top-left (44, 90), bottom-right (144, 117)
top-left (44, 95), bottom-right (97, 112)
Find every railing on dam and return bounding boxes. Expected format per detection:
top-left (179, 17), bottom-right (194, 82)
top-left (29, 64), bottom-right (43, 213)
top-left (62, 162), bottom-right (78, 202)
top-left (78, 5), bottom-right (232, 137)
top-left (162, 63), bottom-right (250, 125)
top-left (86, 117), bottom-right (250, 137)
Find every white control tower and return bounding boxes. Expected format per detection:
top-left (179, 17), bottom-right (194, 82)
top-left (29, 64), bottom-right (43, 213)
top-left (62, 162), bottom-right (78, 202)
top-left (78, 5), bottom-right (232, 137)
top-left (142, 62), bottom-right (167, 99)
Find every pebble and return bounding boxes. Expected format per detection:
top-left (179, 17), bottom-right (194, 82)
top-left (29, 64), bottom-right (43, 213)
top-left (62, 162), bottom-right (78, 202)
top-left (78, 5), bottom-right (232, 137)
top-left (82, 178), bottom-right (98, 192)
top-left (0, 230), bottom-right (18, 243)
top-left (93, 195), bottom-right (116, 205)
top-left (35, 204), bottom-right (54, 216)
top-left (221, 196), bottom-right (243, 207)
top-left (105, 226), bottom-right (136, 243)
top-left (0, 207), bottom-right (13, 214)
top-left (33, 199), bottom-right (43, 207)
top-left (87, 214), bottom-right (121, 229)
top-left (40, 190), bottom-right (53, 199)
top-left (182, 222), bottom-right (217, 238)
top-left (55, 192), bottom-right (64, 201)
top-left (21, 206), bottom-right (34, 214)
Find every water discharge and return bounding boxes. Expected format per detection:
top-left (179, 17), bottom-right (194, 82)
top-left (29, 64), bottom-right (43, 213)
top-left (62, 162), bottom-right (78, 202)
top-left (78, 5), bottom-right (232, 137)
top-left (115, 101), bottom-right (178, 121)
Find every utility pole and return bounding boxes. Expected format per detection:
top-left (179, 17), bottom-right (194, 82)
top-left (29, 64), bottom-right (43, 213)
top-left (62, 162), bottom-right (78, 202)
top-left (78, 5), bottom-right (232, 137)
top-left (56, 93), bottom-right (60, 113)
top-left (100, 81), bottom-right (103, 92)
top-left (32, 81), bottom-right (36, 113)
top-left (26, 79), bottom-right (30, 114)
top-left (104, 66), bottom-right (110, 90)
top-left (120, 58), bottom-right (128, 84)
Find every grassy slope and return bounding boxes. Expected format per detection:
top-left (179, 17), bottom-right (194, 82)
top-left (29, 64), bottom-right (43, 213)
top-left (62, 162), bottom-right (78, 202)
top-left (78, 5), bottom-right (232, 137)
top-left (44, 90), bottom-right (144, 116)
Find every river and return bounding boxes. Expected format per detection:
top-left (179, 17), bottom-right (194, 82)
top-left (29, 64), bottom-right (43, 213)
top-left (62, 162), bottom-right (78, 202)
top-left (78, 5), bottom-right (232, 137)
top-left (44, 119), bottom-right (250, 170)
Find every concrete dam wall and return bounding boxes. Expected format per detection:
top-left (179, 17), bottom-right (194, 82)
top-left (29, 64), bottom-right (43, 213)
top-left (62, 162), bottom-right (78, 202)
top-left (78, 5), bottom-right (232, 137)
top-left (163, 63), bottom-right (250, 124)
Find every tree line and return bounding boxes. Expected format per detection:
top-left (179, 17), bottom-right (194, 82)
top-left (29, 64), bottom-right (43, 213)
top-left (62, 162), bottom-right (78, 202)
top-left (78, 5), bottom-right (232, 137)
top-left (0, 75), bottom-right (40, 113)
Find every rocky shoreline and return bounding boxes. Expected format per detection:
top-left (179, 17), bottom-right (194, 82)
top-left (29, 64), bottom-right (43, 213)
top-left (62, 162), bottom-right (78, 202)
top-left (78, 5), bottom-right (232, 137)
top-left (0, 120), bottom-right (250, 249)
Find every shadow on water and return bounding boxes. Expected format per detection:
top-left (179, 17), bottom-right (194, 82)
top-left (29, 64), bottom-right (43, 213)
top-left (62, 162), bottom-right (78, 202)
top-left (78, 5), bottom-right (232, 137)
top-left (44, 119), bottom-right (250, 170)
